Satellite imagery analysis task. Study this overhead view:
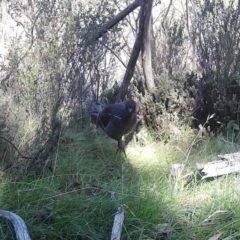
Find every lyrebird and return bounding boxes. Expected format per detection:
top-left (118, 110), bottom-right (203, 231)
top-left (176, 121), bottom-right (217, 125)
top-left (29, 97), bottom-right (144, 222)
top-left (91, 99), bottom-right (137, 157)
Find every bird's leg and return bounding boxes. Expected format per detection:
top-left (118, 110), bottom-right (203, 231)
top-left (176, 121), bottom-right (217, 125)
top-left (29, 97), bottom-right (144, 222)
top-left (117, 139), bottom-right (127, 159)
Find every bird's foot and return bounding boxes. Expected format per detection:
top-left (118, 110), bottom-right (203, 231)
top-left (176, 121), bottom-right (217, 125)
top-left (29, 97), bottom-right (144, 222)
top-left (117, 139), bottom-right (127, 159)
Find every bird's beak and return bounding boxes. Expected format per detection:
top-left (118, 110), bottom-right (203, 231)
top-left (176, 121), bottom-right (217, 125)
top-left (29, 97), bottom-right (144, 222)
top-left (127, 108), bottom-right (133, 113)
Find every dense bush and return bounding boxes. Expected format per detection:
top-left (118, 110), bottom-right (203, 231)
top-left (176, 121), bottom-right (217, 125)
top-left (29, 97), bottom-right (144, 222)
top-left (0, 0), bottom-right (122, 173)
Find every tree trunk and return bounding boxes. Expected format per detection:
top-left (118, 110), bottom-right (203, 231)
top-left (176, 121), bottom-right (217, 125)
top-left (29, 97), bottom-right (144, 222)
top-left (119, 4), bottom-right (144, 100)
top-left (119, 0), bottom-right (155, 99)
top-left (141, 0), bottom-right (155, 93)
top-left (92, 0), bottom-right (155, 100)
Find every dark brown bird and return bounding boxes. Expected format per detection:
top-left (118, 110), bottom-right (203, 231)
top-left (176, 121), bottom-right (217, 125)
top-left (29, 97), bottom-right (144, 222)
top-left (91, 99), bottom-right (137, 156)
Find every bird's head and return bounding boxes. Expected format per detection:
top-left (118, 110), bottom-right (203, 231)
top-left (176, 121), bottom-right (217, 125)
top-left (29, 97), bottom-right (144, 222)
top-left (125, 99), bottom-right (136, 114)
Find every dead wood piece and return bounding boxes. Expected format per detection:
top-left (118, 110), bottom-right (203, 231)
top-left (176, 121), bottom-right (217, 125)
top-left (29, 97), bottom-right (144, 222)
top-left (0, 210), bottom-right (31, 240)
top-left (217, 152), bottom-right (240, 160)
top-left (111, 206), bottom-right (124, 240)
top-left (197, 151), bottom-right (240, 179)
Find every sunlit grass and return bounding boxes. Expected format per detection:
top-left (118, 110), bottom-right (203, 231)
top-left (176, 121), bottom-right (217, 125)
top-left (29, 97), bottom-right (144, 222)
top-left (0, 126), bottom-right (240, 239)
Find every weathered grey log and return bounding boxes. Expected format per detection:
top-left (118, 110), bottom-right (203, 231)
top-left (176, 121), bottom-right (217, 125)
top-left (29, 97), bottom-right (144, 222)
top-left (0, 210), bottom-right (31, 240)
top-left (111, 206), bottom-right (124, 240)
top-left (197, 151), bottom-right (240, 179)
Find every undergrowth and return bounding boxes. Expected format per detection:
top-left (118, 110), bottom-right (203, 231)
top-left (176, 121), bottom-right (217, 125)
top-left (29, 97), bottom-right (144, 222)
top-left (0, 126), bottom-right (240, 239)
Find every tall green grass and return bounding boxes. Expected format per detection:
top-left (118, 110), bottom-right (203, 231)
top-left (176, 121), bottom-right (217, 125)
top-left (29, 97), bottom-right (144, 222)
top-left (0, 126), bottom-right (240, 239)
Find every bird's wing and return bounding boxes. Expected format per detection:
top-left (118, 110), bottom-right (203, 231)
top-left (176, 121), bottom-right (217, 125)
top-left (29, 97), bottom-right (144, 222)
top-left (99, 104), bottom-right (124, 123)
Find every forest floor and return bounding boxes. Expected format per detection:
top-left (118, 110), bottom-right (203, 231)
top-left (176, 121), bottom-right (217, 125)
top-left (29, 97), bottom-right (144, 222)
top-left (0, 125), bottom-right (240, 239)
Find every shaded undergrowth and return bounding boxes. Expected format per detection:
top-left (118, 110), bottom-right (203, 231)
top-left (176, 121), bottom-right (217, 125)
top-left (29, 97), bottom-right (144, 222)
top-left (0, 126), bottom-right (240, 239)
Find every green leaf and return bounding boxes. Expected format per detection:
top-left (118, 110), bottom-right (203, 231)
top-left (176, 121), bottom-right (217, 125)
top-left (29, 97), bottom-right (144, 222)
top-left (227, 120), bottom-right (239, 130)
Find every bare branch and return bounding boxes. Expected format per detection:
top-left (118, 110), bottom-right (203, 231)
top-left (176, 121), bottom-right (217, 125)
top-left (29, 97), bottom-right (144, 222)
top-left (93, 0), bottom-right (141, 41)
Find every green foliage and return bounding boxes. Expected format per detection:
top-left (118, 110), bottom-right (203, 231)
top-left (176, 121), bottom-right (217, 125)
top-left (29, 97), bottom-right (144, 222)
top-left (190, 0), bottom-right (240, 125)
top-left (153, 15), bottom-right (188, 76)
top-left (0, 0), bottom-right (124, 171)
top-left (150, 0), bottom-right (240, 131)
top-left (226, 120), bottom-right (239, 132)
top-left (225, 120), bottom-right (240, 143)
top-left (136, 73), bottom-right (197, 142)
top-left (192, 0), bottom-right (240, 80)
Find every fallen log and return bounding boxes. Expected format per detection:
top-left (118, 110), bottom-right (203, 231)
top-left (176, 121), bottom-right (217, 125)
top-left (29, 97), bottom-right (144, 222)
top-left (197, 151), bottom-right (240, 179)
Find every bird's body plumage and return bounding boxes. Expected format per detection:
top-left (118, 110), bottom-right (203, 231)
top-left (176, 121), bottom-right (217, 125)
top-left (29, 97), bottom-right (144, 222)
top-left (91, 99), bottom-right (137, 155)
